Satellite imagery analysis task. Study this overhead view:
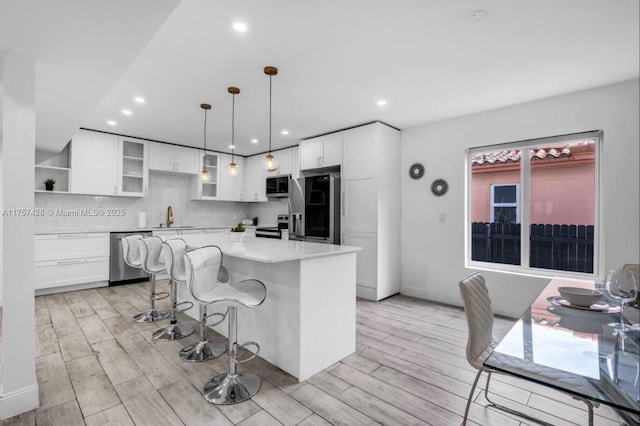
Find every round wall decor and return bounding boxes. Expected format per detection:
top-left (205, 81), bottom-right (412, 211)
top-left (408, 163), bottom-right (425, 179)
top-left (431, 178), bottom-right (449, 197)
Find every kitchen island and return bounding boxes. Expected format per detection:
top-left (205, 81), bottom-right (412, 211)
top-left (175, 234), bottom-right (360, 381)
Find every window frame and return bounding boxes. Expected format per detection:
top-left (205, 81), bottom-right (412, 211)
top-left (465, 130), bottom-right (602, 279)
top-left (490, 183), bottom-right (520, 223)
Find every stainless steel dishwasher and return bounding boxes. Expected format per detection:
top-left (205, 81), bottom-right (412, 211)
top-left (110, 231), bottom-right (151, 285)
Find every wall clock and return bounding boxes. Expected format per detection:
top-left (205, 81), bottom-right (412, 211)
top-left (431, 178), bottom-right (449, 197)
top-left (408, 163), bottom-right (425, 179)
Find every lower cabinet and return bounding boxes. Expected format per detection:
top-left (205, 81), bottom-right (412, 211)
top-left (34, 232), bottom-right (110, 293)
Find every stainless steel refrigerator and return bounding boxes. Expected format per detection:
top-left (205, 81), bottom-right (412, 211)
top-left (289, 173), bottom-right (341, 244)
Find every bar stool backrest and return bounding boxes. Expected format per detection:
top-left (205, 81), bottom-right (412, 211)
top-left (162, 238), bottom-right (188, 283)
top-left (139, 236), bottom-right (166, 274)
top-left (184, 245), bottom-right (223, 304)
top-left (122, 235), bottom-right (143, 268)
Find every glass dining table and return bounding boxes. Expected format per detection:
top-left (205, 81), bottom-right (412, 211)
top-left (484, 277), bottom-right (640, 424)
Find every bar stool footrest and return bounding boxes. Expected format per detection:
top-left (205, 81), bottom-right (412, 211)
top-left (235, 341), bottom-right (260, 364)
top-left (176, 301), bottom-right (194, 313)
top-left (180, 340), bottom-right (226, 363)
top-left (133, 309), bottom-right (170, 323)
top-left (202, 371), bottom-right (262, 405)
top-left (153, 291), bottom-right (169, 301)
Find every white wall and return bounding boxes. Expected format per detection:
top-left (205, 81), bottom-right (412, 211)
top-left (400, 79), bottom-right (640, 318)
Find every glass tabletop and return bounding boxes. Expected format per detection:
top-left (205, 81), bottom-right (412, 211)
top-left (484, 277), bottom-right (640, 418)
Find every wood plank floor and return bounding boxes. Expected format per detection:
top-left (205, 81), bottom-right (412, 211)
top-left (0, 280), bottom-right (629, 425)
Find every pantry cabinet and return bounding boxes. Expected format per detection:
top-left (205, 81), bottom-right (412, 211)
top-left (342, 122), bottom-right (400, 301)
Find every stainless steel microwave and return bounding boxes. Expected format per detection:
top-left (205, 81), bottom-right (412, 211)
top-left (266, 174), bottom-right (290, 198)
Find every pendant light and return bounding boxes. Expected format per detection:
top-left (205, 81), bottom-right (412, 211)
top-left (200, 103), bottom-right (211, 182)
top-left (228, 87), bottom-right (240, 177)
top-left (264, 66), bottom-right (278, 172)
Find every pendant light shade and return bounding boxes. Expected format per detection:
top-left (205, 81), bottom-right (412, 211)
top-left (228, 87), bottom-right (240, 178)
top-left (264, 66), bottom-right (278, 172)
top-left (200, 103), bottom-right (211, 182)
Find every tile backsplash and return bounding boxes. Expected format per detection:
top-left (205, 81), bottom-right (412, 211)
top-left (35, 171), bottom-right (287, 230)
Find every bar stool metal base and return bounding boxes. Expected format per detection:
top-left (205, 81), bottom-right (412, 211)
top-left (203, 372), bottom-right (261, 405)
top-left (153, 323), bottom-right (195, 341)
top-left (180, 340), bottom-right (226, 362)
top-left (133, 309), bottom-right (170, 323)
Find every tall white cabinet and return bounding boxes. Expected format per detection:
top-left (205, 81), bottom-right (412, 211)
top-left (342, 122), bottom-right (400, 301)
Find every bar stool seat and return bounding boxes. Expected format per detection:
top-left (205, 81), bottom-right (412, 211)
top-left (184, 245), bottom-right (266, 405)
top-left (136, 236), bottom-right (170, 323)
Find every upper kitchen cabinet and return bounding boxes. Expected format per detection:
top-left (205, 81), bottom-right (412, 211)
top-left (342, 122), bottom-right (400, 301)
top-left (242, 154), bottom-right (268, 202)
top-left (70, 129), bottom-right (119, 196)
top-left (300, 132), bottom-right (342, 170)
top-left (265, 146), bottom-right (299, 178)
top-left (117, 136), bottom-right (149, 197)
top-left (196, 151), bottom-right (220, 199)
top-left (218, 153), bottom-right (245, 201)
top-left (149, 142), bottom-right (198, 174)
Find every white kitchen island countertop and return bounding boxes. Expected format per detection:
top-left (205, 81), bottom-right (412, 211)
top-left (178, 233), bottom-right (360, 263)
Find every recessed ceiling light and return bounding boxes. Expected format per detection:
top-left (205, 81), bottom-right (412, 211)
top-left (251, 139), bottom-right (258, 144)
top-left (281, 130), bottom-right (289, 135)
top-left (133, 97), bottom-right (145, 104)
top-left (377, 99), bottom-right (387, 106)
top-left (229, 145), bottom-right (235, 149)
top-left (468, 10), bottom-right (488, 23)
top-left (121, 109), bottom-right (132, 116)
top-left (107, 120), bottom-right (117, 126)
top-left (233, 22), bottom-right (247, 32)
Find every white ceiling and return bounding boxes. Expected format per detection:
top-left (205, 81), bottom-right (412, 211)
top-left (0, 0), bottom-right (180, 152)
top-left (5, 0), bottom-right (640, 156)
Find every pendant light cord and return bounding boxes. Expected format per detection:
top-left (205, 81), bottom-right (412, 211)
top-left (203, 108), bottom-right (208, 152)
top-left (268, 74), bottom-right (272, 154)
top-left (231, 93), bottom-right (235, 162)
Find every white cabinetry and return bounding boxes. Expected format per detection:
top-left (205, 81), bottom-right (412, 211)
top-left (70, 130), bottom-right (149, 197)
top-left (265, 146), bottom-right (300, 178)
top-left (34, 233), bottom-right (110, 294)
top-left (118, 136), bottom-right (149, 197)
top-left (242, 155), bottom-right (268, 202)
top-left (149, 143), bottom-right (198, 174)
top-left (300, 132), bottom-right (342, 170)
top-left (196, 152), bottom-right (220, 199)
top-left (218, 154), bottom-right (244, 201)
top-left (342, 122), bottom-right (400, 301)
top-left (71, 130), bottom-right (119, 196)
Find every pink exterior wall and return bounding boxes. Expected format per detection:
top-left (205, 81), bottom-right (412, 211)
top-left (472, 162), bottom-right (595, 225)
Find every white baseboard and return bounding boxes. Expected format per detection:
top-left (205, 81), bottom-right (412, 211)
top-left (0, 384), bottom-right (39, 420)
top-left (356, 285), bottom-right (378, 301)
top-left (34, 280), bottom-right (107, 296)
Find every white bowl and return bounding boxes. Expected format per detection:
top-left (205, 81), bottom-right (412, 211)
top-left (558, 287), bottom-right (603, 307)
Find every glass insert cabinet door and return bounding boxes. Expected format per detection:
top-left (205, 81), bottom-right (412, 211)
top-left (119, 138), bottom-right (148, 196)
top-left (199, 152), bottom-right (219, 199)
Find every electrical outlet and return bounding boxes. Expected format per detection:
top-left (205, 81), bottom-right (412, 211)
top-left (438, 212), bottom-right (446, 223)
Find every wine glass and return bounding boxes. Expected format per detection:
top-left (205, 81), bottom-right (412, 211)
top-left (606, 269), bottom-right (636, 331)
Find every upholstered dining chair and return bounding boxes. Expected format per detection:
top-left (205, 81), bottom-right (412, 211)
top-left (458, 272), bottom-right (596, 426)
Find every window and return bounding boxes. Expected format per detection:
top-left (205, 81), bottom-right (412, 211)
top-left (490, 184), bottom-right (520, 223)
top-left (467, 131), bottom-right (600, 275)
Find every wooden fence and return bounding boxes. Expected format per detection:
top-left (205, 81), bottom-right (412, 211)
top-left (471, 222), bottom-right (595, 273)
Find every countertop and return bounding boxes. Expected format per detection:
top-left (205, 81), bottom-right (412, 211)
top-left (33, 224), bottom-right (269, 235)
top-left (179, 233), bottom-right (360, 263)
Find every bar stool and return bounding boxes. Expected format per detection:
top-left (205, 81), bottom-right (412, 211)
top-left (184, 246), bottom-right (266, 404)
top-left (179, 250), bottom-right (229, 362)
top-left (152, 238), bottom-right (196, 340)
top-left (135, 236), bottom-right (170, 323)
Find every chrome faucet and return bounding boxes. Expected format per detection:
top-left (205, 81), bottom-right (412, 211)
top-left (167, 206), bottom-right (174, 228)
